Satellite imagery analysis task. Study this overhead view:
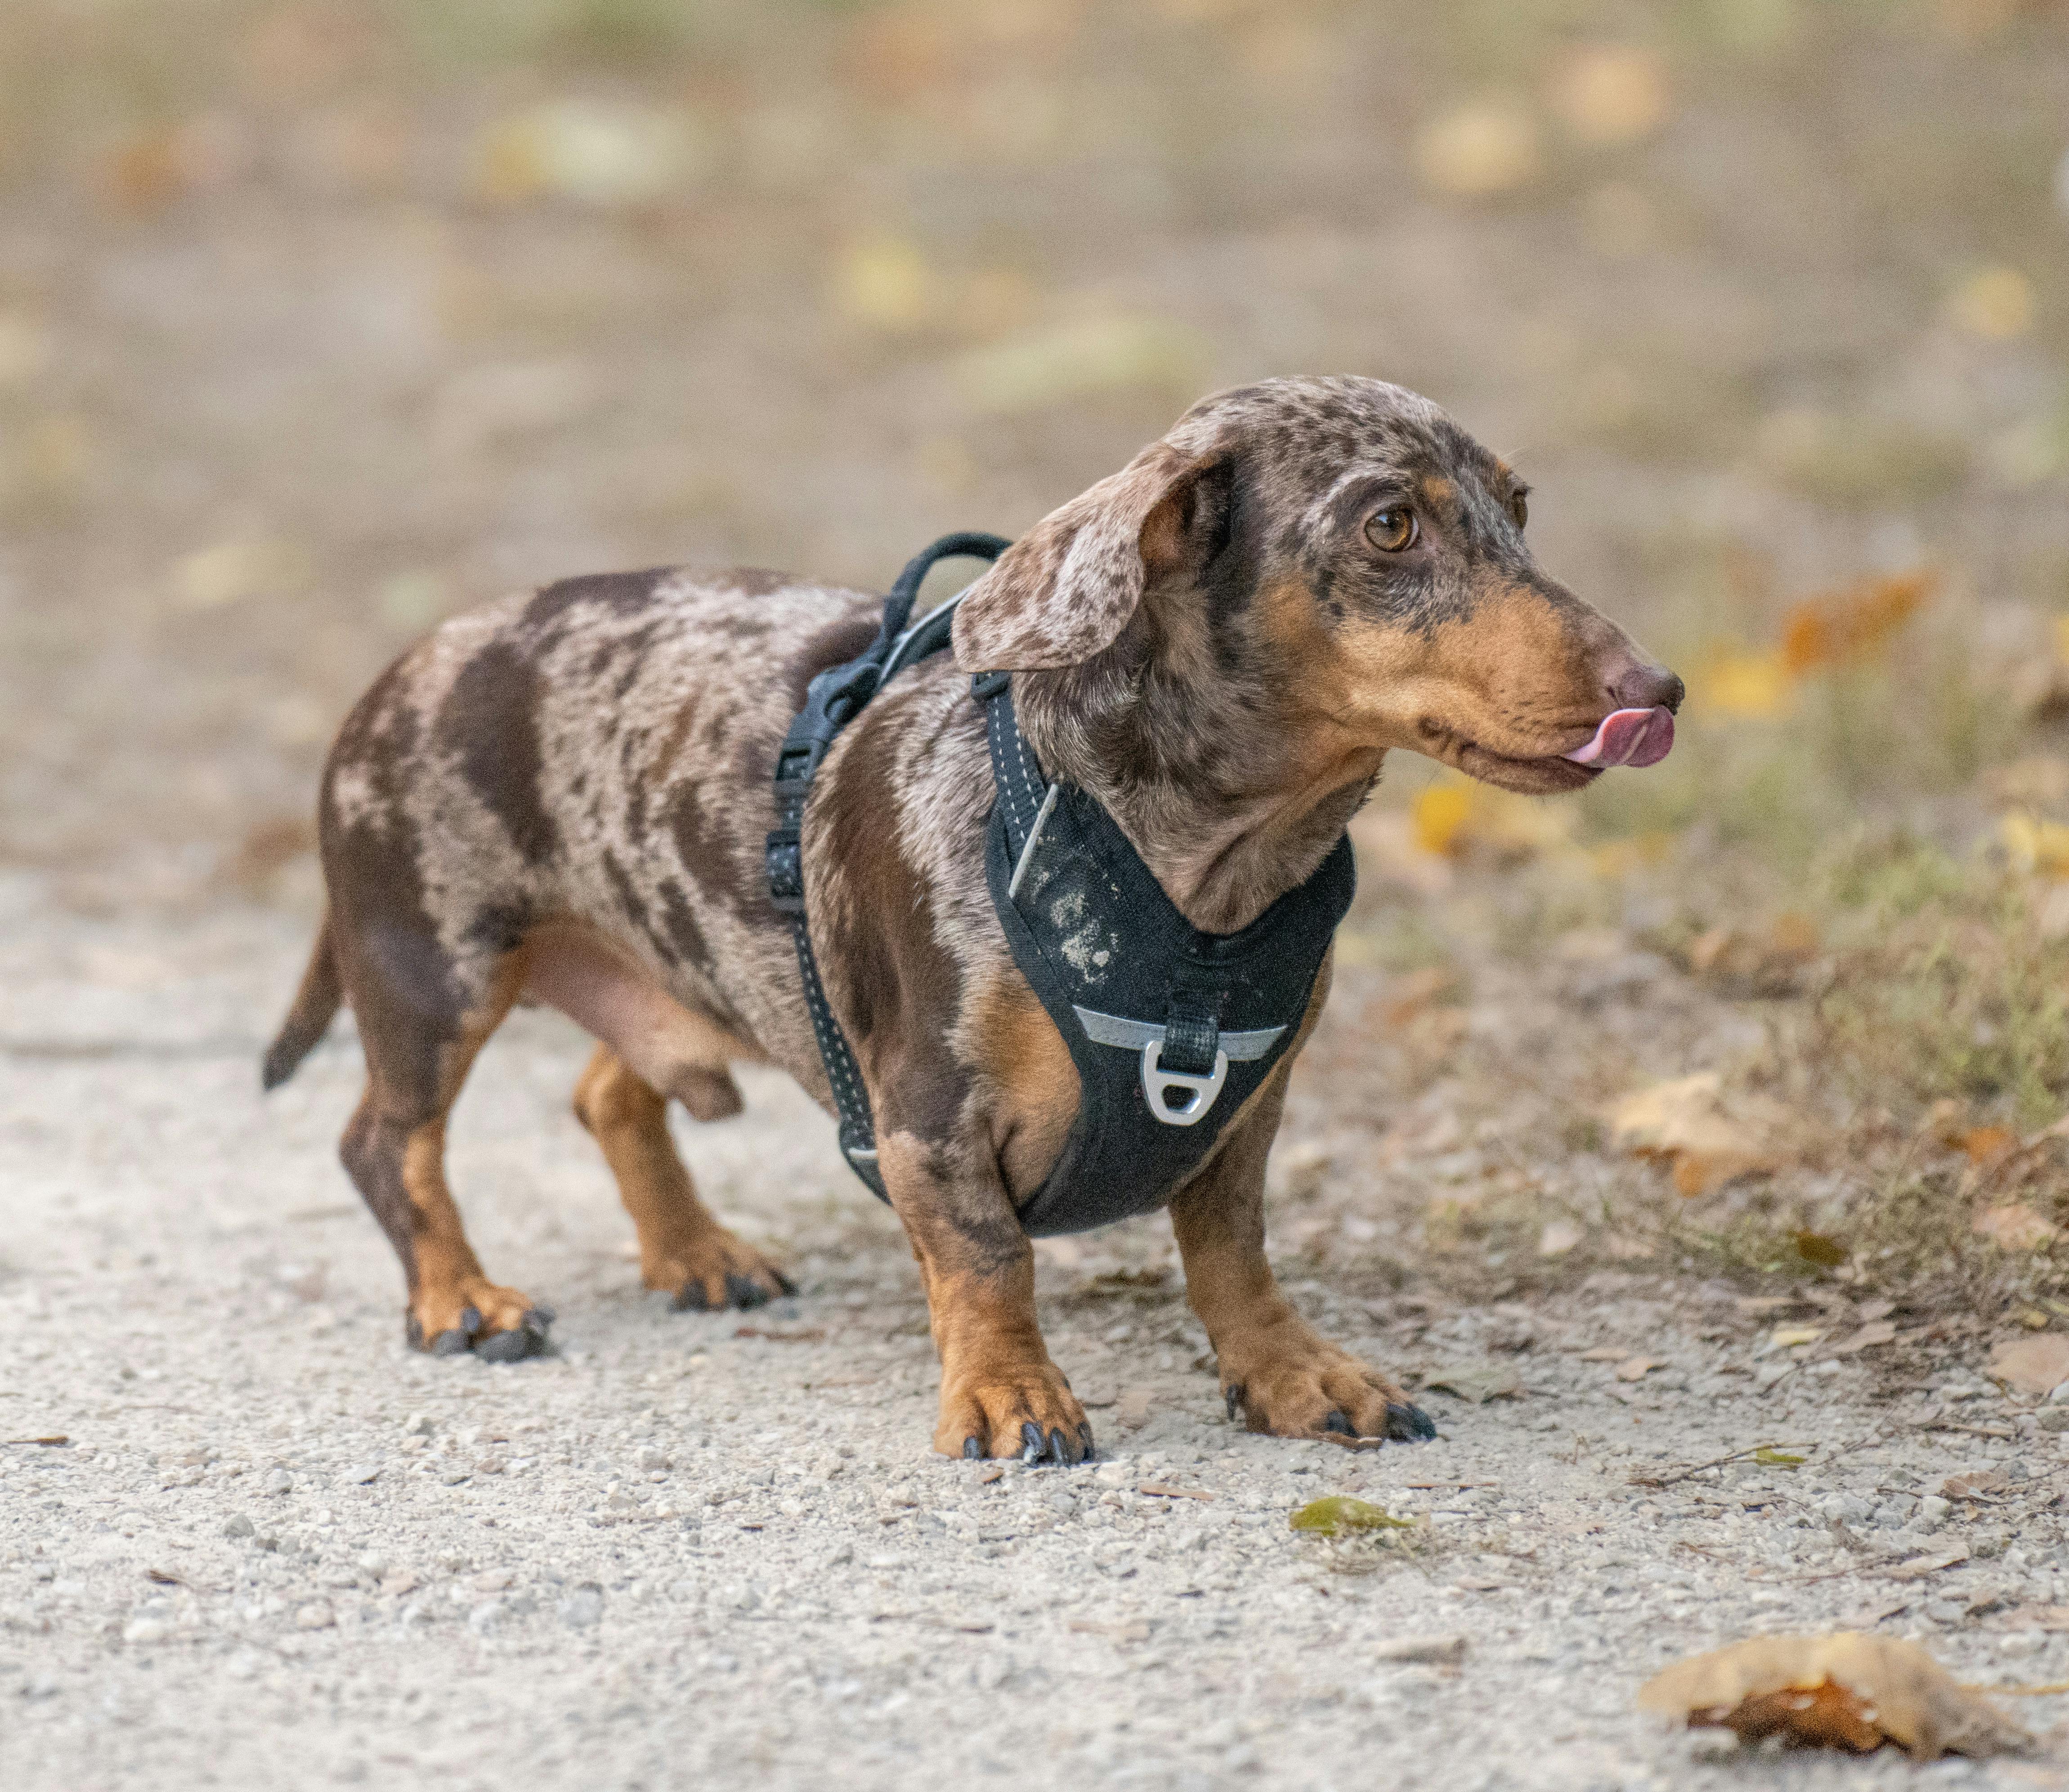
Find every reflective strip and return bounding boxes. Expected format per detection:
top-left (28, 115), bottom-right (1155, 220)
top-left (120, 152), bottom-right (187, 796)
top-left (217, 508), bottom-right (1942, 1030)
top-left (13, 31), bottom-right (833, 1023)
top-left (1006, 783), bottom-right (1059, 902)
top-left (1071, 1006), bottom-right (1285, 1062)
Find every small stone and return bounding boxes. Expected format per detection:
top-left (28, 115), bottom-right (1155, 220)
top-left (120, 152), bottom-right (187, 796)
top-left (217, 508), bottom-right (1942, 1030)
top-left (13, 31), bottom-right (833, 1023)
top-left (293, 1601), bottom-right (334, 1631)
top-left (221, 1515), bottom-right (255, 1539)
top-left (1917, 1494), bottom-right (1952, 1532)
top-left (2000, 1632), bottom-right (2042, 1658)
top-left (121, 1618), bottom-right (167, 1645)
top-left (263, 1468), bottom-right (293, 1496)
top-left (2037, 1408), bottom-right (2069, 1433)
top-left (558, 1583), bottom-right (604, 1628)
top-left (402, 1412), bottom-right (434, 1436)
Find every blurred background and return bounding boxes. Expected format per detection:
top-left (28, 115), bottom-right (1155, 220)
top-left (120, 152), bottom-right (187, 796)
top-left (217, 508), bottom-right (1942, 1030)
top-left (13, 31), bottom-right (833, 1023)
top-left (8, 0), bottom-right (2069, 1305)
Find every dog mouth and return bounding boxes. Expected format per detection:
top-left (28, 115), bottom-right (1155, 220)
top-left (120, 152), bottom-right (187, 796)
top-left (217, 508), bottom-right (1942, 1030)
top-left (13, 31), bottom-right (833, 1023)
top-left (1442, 706), bottom-right (1675, 795)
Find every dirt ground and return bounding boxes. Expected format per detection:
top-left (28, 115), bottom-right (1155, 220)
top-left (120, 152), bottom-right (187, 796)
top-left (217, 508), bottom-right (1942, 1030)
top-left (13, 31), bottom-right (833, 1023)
top-left (10, 3), bottom-right (2069, 1787)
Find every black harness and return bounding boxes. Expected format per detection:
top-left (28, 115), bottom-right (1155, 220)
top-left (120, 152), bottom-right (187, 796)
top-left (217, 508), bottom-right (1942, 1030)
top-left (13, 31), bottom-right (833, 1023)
top-left (766, 535), bottom-right (1355, 1235)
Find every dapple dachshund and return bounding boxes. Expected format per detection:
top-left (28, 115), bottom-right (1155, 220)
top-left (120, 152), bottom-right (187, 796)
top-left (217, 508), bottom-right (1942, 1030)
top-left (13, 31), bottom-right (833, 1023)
top-left (264, 375), bottom-right (1680, 1463)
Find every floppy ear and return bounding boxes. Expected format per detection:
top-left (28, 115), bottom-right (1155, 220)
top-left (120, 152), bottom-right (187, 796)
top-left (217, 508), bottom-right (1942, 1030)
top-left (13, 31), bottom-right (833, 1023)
top-left (952, 441), bottom-right (1220, 672)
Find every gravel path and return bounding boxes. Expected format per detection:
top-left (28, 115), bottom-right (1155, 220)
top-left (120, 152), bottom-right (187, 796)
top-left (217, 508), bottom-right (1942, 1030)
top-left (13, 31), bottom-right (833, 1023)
top-left (4, 879), bottom-right (2068, 1791)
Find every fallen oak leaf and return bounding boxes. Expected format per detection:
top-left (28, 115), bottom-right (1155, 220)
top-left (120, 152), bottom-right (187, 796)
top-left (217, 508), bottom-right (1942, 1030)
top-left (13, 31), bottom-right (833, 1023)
top-left (1637, 1632), bottom-right (2029, 1759)
top-left (1614, 1357), bottom-right (1662, 1382)
top-left (1882, 1546), bottom-right (1970, 1582)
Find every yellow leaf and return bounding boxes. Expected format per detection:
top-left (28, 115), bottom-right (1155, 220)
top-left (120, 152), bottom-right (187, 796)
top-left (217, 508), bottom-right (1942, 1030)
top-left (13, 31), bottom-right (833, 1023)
top-left (833, 236), bottom-right (935, 332)
top-left (1946, 265), bottom-right (2035, 342)
top-left (2002, 811), bottom-right (2069, 879)
top-left (1752, 1448), bottom-right (1805, 1468)
top-left (1546, 45), bottom-right (1671, 146)
top-left (1414, 101), bottom-right (1541, 200)
top-left (1411, 783), bottom-right (1475, 856)
top-left (1288, 1496), bottom-right (1416, 1537)
top-left (1696, 647), bottom-right (1793, 719)
top-left (1771, 1326), bottom-right (1825, 1347)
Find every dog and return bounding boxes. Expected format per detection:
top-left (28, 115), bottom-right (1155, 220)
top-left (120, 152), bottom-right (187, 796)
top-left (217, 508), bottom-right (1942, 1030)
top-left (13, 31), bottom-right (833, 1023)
top-left (263, 375), bottom-right (1680, 1463)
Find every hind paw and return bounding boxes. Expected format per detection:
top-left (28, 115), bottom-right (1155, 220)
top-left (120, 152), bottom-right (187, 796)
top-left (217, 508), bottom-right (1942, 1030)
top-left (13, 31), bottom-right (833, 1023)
top-left (647, 1231), bottom-right (796, 1312)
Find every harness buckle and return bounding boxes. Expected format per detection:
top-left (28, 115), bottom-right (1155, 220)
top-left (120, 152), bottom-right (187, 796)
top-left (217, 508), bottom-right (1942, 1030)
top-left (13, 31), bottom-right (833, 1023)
top-left (1140, 1039), bottom-right (1229, 1126)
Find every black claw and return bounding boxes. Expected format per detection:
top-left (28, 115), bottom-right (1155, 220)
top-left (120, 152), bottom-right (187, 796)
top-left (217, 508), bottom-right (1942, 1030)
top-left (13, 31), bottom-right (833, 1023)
top-left (724, 1272), bottom-right (770, 1310)
top-left (475, 1329), bottom-right (533, 1364)
top-left (671, 1282), bottom-right (710, 1313)
top-left (963, 1436), bottom-right (984, 1460)
top-left (459, 1305), bottom-right (482, 1338)
top-left (430, 1328), bottom-right (471, 1358)
top-left (1078, 1422), bottom-right (1095, 1461)
top-left (519, 1306), bottom-right (553, 1337)
top-left (1385, 1401), bottom-right (1438, 1442)
top-left (1020, 1421), bottom-right (1044, 1465)
top-left (774, 1270), bottom-right (799, 1296)
top-left (1047, 1427), bottom-right (1070, 1465)
top-left (1322, 1409), bottom-right (1354, 1437)
top-left (1225, 1384), bottom-right (1246, 1422)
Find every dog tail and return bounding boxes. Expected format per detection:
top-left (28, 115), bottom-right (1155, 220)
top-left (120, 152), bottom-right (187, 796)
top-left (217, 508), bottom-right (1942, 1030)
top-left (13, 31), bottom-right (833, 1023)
top-left (262, 911), bottom-right (342, 1091)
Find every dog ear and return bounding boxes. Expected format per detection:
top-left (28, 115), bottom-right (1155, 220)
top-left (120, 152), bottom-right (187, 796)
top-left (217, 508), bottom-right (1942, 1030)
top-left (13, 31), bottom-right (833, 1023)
top-left (952, 442), bottom-right (1222, 671)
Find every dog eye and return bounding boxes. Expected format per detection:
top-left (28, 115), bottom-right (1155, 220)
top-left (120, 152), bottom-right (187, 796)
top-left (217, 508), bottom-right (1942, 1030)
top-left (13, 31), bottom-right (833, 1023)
top-left (1509, 492), bottom-right (1528, 528)
top-left (1364, 507), bottom-right (1417, 553)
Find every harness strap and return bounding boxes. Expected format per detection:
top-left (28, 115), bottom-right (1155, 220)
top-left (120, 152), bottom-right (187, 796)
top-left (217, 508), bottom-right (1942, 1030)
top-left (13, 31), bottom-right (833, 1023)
top-left (976, 679), bottom-right (1226, 1084)
top-left (767, 532), bottom-right (1009, 1196)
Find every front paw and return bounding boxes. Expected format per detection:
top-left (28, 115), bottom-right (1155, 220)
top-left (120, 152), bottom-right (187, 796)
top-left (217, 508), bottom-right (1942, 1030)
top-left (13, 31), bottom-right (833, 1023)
top-left (1221, 1331), bottom-right (1434, 1443)
top-left (647, 1230), bottom-right (796, 1312)
top-left (936, 1360), bottom-right (1092, 1465)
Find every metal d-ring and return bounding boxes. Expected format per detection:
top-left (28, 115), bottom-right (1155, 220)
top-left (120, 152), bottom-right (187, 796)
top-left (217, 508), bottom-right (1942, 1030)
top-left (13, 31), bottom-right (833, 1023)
top-left (1140, 1040), bottom-right (1228, 1127)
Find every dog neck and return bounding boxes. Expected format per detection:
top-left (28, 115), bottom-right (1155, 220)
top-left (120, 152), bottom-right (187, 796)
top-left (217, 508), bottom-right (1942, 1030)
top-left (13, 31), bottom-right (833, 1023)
top-left (1016, 658), bottom-right (1380, 936)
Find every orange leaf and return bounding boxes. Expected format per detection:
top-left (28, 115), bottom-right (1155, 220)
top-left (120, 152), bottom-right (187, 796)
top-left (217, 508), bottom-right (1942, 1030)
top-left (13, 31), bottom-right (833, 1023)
top-left (1778, 572), bottom-right (1932, 675)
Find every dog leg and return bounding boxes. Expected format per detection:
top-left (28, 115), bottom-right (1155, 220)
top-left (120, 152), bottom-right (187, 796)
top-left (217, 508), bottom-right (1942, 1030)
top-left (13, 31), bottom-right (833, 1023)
top-left (572, 1045), bottom-right (794, 1310)
top-left (878, 1133), bottom-right (1089, 1464)
top-left (1170, 1076), bottom-right (1433, 1443)
top-left (331, 927), bottom-right (551, 1361)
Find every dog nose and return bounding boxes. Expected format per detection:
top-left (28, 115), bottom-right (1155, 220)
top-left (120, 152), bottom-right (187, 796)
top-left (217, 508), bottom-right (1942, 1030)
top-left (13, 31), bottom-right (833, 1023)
top-left (1612, 661), bottom-right (1684, 715)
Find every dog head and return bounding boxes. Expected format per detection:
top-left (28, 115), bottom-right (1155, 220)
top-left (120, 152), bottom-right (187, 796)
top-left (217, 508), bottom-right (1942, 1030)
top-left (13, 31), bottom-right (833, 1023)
top-left (953, 375), bottom-right (1680, 798)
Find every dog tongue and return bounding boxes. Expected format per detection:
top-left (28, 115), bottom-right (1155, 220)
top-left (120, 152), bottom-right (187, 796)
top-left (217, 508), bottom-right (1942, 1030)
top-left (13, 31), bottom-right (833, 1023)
top-left (1562, 706), bottom-right (1675, 769)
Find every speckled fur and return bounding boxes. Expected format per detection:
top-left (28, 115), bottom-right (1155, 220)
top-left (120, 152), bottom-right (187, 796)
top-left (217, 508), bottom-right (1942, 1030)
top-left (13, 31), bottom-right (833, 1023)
top-left (267, 376), bottom-right (1678, 1460)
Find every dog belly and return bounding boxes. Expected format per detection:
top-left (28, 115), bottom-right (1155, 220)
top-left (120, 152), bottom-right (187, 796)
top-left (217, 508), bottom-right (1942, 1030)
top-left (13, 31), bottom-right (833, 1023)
top-left (524, 925), bottom-right (753, 1119)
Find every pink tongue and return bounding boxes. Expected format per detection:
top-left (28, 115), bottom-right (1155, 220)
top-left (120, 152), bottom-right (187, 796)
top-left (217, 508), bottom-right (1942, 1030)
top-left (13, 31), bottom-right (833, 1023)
top-left (1562, 706), bottom-right (1675, 769)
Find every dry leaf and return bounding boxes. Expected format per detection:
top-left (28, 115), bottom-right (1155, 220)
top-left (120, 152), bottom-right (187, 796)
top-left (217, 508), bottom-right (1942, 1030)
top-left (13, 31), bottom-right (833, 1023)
top-left (1780, 572), bottom-right (1933, 675)
top-left (1962, 1126), bottom-right (2021, 1165)
top-left (1989, 1333), bottom-right (2069, 1396)
top-left (1831, 1321), bottom-right (1899, 1355)
top-left (1537, 1218), bottom-right (1583, 1258)
top-left (1288, 1496), bottom-right (1414, 1537)
top-left (1607, 1073), bottom-right (1796, 1196)
top-left (1422, 1363), bottom-right (1523, 1405)
top-left (1974, 1205), bottom-right (2060, 1251)
top-left (1578, 1345), bottom-right (1628, 1362)
top-left (1943, 1471), bottom-right (2009, 1501)
top-left (1885, 1546), bottom-right (1970, 1582)
top-left (1772, 1327), bottom-right (1826, 1348)
top-left (1614, 1357), bottom-right (1661, 1382)
top-left (1638, 1633), bottom-right (2029, 1758)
